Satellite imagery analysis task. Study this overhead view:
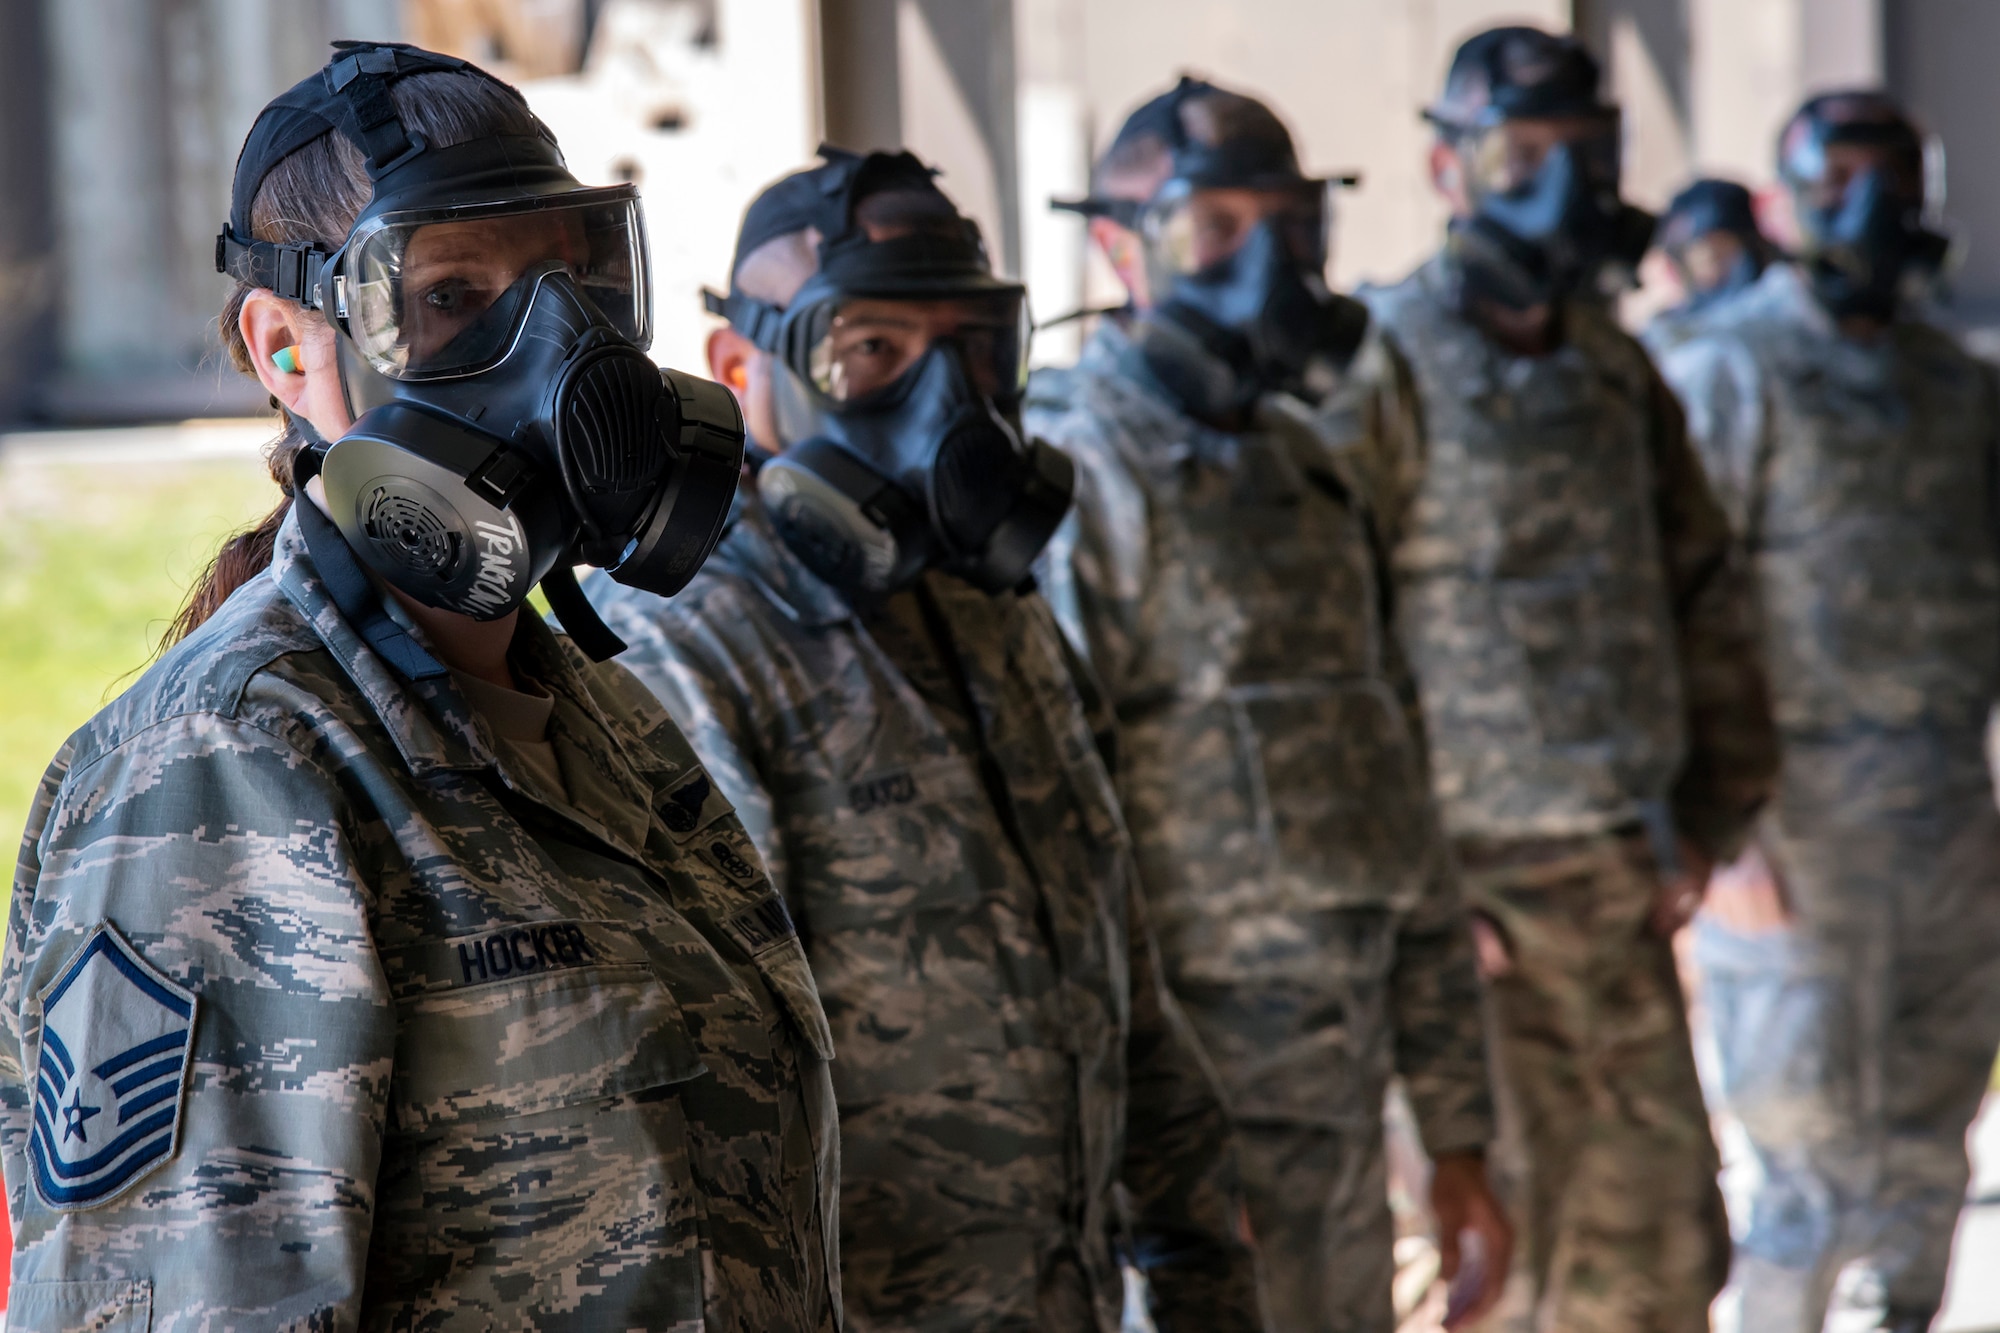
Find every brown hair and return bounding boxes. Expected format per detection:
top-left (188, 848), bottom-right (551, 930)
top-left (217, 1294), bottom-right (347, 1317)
top-left (162, 69), bottom-right (542, 648)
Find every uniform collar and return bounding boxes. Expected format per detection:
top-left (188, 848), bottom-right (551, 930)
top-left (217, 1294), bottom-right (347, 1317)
top-left (710, 487), bottom-right (859, 629)
top-left (1077, 316), bottom-right (1270, 466)
top-left (270, 505), bottom-right (669, 807)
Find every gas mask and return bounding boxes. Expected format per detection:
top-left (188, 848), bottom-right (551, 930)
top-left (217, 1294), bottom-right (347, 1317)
top-left (1794, 168), bottom-right (1950, 321)
top-left (708, 150), bottom-right (1073, 602)
top-left (1119, 180), bottom-right (1368, 420)
top-left (1779, 99), bottom-right (1951, 322)
top-left (217, 42), bottom-right (742, 661)
top-left (1678, 247), bottom-right (1763, 312)
top-left (1447, 123), bottom-right (1655, 311)
top-left (1657, 178), bottom-right (1770, 313)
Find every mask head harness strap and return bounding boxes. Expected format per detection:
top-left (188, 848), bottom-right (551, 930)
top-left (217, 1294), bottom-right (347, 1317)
top-left (214, 40), bottom-right (542, 304)
top-left (703, 146), bottom-right (999, 362)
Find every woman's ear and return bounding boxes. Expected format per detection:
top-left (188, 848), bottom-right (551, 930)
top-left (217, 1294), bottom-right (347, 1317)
top-left (239, 290), bottom-right (353, 439)
top-left (240, 290), bottom-right (310, 411)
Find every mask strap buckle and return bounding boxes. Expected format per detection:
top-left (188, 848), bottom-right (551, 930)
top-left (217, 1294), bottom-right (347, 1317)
top-left (215, 229), bottom-right (329, 306)
top-left (704, 287), bottom-right (787, 355)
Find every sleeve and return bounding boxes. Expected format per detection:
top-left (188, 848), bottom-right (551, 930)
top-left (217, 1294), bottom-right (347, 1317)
top-left (1118, 875), bottom-right (1268, 1333)
top-left (1388, 845), bottom-right (1494, 1158)
top-left (0, 715), bottom-right (395, 1329)
top-left (1036, 421), bottom-right (1155, 707)
top-left (1339, 327), bottom-right (1430, 559)
top-left (1645, 361), bottom-right (1781, 863)
top-left (599, 604), bottom-right (791, 905)
top-left (1354, 340), bottom-right (1497, 1158)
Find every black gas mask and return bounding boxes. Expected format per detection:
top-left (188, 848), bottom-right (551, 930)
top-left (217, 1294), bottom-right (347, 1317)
top-left (1444, 122), bottom-right (1654, 311)
top-left (1056, 77), bottom-right (1367, 421)
top-left (217, 42), bottom-right (742, 662)
top-left (707, 149), bottom-right (1073, 601)
top-left (1657, 178), bottom-right (1770, 313)
top-left (1425, 28), bottom-right (1653, 312)
top-left (1780, 101), bottom-right (1952, 321)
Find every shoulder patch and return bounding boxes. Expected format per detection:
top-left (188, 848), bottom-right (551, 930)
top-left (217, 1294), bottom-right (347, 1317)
top-left (30, 925), bottom-right (197, 1211)
top-left (655, 768), bottom-right (732, 839)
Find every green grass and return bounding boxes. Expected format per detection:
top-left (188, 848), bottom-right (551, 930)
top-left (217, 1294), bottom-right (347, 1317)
top-left (0, 444), bottom-right (281, 858)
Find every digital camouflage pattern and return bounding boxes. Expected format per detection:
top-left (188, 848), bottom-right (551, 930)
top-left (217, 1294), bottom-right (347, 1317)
top-left (1663, 263), bottom-right (2000, 1329)
top-left (1360, 252), bottom-right (1776, 1333)
top-left (1359, 254), bottom-right (1776, 861)
top-left (584, 497), bottom-right (1264, 1333)
top-left (1027, 316), bottom-right (1492, 1333)
top-left (0, 507), bottom-right (841, 1333)
top-left (1454, 831), bottom-right (1728, 1333)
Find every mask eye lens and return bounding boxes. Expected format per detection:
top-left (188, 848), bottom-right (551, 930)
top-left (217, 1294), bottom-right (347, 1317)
top-left (800, 292), bottom-right (1028, 407)
top-left (345, 191), bottom-right (650, 381)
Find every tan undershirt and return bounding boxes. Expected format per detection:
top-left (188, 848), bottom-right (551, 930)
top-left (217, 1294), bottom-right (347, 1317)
top-left (452, 669), bottom-right (567, 802)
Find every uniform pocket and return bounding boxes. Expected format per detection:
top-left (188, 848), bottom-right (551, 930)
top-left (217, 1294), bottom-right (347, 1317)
top-left (1238, 679), bottom-right (1434, 916)
top-left (370, 966), bottom-right (711, 1326)
top-left (783, 756), bottom-right (992, 929)
top-left (7, 1279), bottom-right (151, 1332)
top-left (389, 965), bottom-right (705, 1134)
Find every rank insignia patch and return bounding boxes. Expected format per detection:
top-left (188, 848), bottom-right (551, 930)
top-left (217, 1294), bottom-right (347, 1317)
top-left (30, 924), bottom-right (198, 1210)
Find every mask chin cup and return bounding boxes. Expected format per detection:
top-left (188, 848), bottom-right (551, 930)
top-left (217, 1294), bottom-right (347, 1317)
top-left (320, 401), bottom-right (571, 622)
top-left (760, 438), bottom-right (925, 597)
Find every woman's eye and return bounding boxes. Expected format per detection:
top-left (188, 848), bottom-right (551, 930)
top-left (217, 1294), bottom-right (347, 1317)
top-left (421, 280), bottom-right (471, 313)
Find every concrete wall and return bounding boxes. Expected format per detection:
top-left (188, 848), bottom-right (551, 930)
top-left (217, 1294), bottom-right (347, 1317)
top-left (1887, 0), bottom-right (2000, 314)
top-left (39, 0), bottom-right (402, 422)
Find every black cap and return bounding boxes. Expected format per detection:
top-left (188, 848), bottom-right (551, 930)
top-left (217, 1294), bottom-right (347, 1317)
top-left (1658, 178), bottom-right (1764, 250)
top-left (225, 41), bottom-right (524, 240)
top-left (1778, 89), bottom-right (1924, 189)
top-left (726, 146), bottom-right (964, 283)
top-left (1110, 75), bottom-right (1304, 191)
top-left (218, 41), bottom-right (564, 302)
top-left (1429, 26), bottom-right (1612, 130)
top-left (708, 146), bottom-right (1012, 352)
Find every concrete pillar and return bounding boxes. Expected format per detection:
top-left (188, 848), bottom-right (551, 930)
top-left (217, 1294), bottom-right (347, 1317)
top-left (817, 0), bottom-right (1020, 275)
top-left (1577, 0), bottom-right (1695, 209)
top-left (45, 0), bottom-right (179, 388)
top-left (0, 0), bottom-right (54, 424)
top-left (1886, 0), bottom-right (2000, 312)
top-left (1014, 0), bottom-right (1089, 363)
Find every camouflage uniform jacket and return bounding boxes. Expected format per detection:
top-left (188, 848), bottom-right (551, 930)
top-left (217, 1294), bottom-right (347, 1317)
top-left (1361, 254), bottom-right (1777, 858)
top-left (1660, 263), bottom-right (2000, 820)
top-left (0, 508), bottom-right (841, 1333)
top-left (1025, 317), bottom-right (1494, 1158)
top-left (584, 498), bottom-right (1263, 1333)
